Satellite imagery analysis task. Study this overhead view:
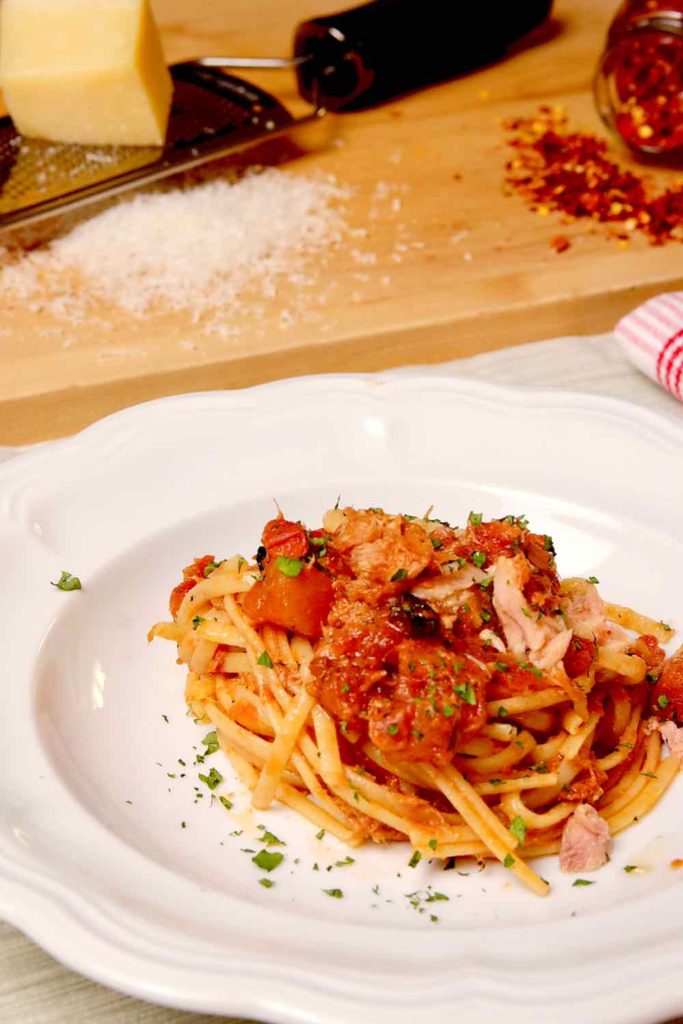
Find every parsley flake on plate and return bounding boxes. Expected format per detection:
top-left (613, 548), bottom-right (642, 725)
top-left (252, 850), bottom-right (284, 872)
top-left (51, 571), bottom-right (81, 591)
top-left (202, 731), bottom-right (219, 755)
top-left (198, 767), bottom-right (223, 790)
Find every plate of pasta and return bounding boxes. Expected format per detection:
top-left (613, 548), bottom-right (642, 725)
top-left (2, 374), bottom-right (683, 1024)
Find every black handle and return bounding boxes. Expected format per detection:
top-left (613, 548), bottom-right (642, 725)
top-left (294, 0), bottom-right (553, 111)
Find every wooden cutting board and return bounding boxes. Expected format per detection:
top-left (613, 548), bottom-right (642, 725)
top-left (1, 0), bottom-right (681, 444)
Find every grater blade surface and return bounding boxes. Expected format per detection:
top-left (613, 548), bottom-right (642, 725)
top-left (0, 63), bottom-right (298, 230)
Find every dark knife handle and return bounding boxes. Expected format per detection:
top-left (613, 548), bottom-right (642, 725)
top-left (294, 0), bottom-right (553, 111)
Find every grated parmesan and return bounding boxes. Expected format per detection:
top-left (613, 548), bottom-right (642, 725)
top-left (0, 167), bottom-right (348, 325)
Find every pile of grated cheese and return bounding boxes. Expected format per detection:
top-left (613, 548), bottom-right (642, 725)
top-left (0, 167), bottom-right (348, 326)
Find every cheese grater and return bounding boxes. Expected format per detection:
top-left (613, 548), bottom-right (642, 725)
top-left (0, 62), bottom-right (321, 230)
top-left (0, 0), bottom-right (553, 231)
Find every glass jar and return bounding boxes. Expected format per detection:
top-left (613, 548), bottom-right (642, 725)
top-left (595, 1), bottom-right (683, 156)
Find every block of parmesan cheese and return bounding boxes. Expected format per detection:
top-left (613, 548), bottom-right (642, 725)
top-left (0, 0), bottom-right (173, 147)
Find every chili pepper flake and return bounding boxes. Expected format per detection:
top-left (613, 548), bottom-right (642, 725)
top-left (503, 105), bottom-right (683, 246)
top-left (550, 234), bottom-right (571, 254)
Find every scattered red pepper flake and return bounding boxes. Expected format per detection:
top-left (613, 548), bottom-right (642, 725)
top-left (504, 105), bottom-right (683, 245)
top-left (550, 234), bottom-right (571, 254)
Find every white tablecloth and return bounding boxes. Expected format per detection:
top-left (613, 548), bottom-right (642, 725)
top-left (1, 332), bottom-right (681, 1024)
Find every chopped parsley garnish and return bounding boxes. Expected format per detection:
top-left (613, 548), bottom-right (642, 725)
top-left (203, 561), bottom-right (219, 577)
top-left (480, 610), bottom-right (492, 623)
top-left (453, 682), bottom-right (476, 706)
top-left (391, 568), bottom-right (408, 582)
top-left (387, 723), bottom-right (399, 736)
top-left (657, 694), bottom-right (670, 709)
top-left (258, 827), bottom-right (285, 847)
top-left (520, 660), bottom-right (543, 679)
top-left (624, 865), bottom-right (639, 873)
top-left (408, 850), bottom-right (422, 868)
top-left (497, 705), bottom-right (509, 718)
top-left (275, 556), bottom-right (304, 578)
top-left (587, 576), bottom-right (600, 585)
top-left (641, 770), bottom-right (658, 779)
top-left (502, 513), bottom-right (529, 530)
top-left (252, 850), bottom-right (284, 872)
top-left (198, 767), bottom-right (223, 790)
top-left (51, 570), bottom-right (82, 591)
top-left (531, 762), bottom-right (549, 774)
top-left (428, 839), bottom-right (438, 851)
top-left (219, 796), bottom-right (233, 811)
top-left (430, 537), bottom-right (443, 550)
top-left (572, 878), bottom-right (595, 886)
top-left (322, 888), bottom-right (343, 898)
top-left (468, 511), bottom-right (483, 526)
top-left (202, 731), bottom-right (219, 755)
top-left (257, 650), bottom-right (273, 669)
top-left (509, 816), bottom-right (527, 844)
top-left (341, 683), bottom-right (350, 694)
top-left (660, 621), bottom-right (672, 632)
top-left (471, 550), bottom-right (487, 568)
top-left (426, 890), bottom-right (449, 902)
top-left (335, 856), bottom-right (355, 867)
top-left (162, 714), bottom-right (169, 723)
top-left (442, 704), bottom-right (455, 718)
top-left (258, 878), bottom-right (275, 888)
top-left (495, 662), bottom-right (509, 672)
top-left (543, 535), bottom-right (555, 553)
top-left (479, 577), bottom-right (493, 589)
top-left (503, 853), bottom-right (515, 868)
top-left (192, 615), bottom-right (205, 630)
top-left (315, 829), bottom-right (325, 840)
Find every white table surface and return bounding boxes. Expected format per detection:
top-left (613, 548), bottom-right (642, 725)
top-left (2, 332), bottom-right (682, 1024)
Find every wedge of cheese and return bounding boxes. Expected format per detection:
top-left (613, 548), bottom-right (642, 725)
top-left (0, 0), bottom-right (173, 147)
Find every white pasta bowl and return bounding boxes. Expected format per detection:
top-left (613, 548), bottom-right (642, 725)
top-left (1, 374), bottom-right (683, 1024)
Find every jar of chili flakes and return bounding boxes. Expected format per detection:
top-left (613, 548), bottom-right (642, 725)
top-left (595, 0), bottom-right (683, 156)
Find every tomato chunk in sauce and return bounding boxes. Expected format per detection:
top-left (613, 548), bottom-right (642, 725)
top-left (169, 554), bottom-right (216, 617)
top-left (242, 562), bottom-right (333, 639)
top-left (652, 647), bottom-right (683, 722)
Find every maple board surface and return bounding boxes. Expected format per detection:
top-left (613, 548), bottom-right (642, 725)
top-left (1, 0), bottom-right (681, 443)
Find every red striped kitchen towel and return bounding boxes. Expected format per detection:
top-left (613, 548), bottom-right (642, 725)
top-left (615, 292), bottom-right (683, 403)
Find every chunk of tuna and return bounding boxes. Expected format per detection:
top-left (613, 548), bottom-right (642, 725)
top-left (559, 803), bottom-right (611, 873)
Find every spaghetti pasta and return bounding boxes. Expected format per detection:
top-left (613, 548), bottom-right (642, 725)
top-left (150, 507), bottom-right (682, 894)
